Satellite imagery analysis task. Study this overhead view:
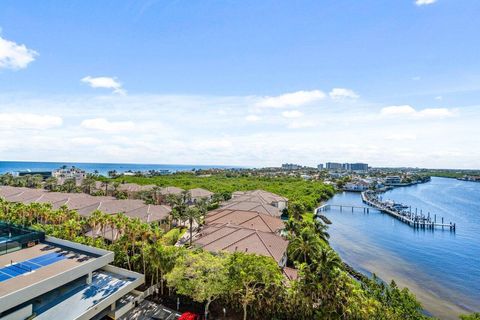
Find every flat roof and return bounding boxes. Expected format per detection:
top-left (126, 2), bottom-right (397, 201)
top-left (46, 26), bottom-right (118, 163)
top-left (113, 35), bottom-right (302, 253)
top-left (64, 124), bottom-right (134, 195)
top-left (0, 242), bottom-right (95, 298)
top-left (34, 269), bottom-right (138, 320)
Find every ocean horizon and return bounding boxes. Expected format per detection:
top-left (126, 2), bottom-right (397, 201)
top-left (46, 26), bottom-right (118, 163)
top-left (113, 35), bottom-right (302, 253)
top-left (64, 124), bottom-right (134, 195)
top-left (0, 160), bottom-right (243, 176)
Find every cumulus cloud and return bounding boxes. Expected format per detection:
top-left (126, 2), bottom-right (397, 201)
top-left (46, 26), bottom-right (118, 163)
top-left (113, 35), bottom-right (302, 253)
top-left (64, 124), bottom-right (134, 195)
top-left (0, 113), bottom-right (62, 129)
top-left (81, 118), bottom-right (135, 132)
top-left (1, 93), bottom-right (478, 168)
top-left (0, 35), bottom-right (38, 69)
top-left (256, 90), bottom-right (325, 108)
top-left (380, 105), bottom-right (455, 119)
top-left (415, 0), bottom-right (437, 6)
top-left (329, 88), bottom-right (359, 100)
top-left (282, 110), bottom-right (304, 118)
top-left (81, 76), bottom-right (126, 95)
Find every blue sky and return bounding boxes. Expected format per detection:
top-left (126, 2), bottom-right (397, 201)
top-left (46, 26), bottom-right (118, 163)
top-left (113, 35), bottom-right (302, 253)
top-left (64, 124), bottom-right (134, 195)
top-left (1, 0), bottom-right (479, 168)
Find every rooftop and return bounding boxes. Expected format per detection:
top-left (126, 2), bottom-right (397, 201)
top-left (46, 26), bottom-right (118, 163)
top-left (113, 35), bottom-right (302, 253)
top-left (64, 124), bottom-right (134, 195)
top-left (193, 223), bottom-right (288, 264)
top-left (0, 186), bottom-right (171, 222)
top-left (221, 200), bottom-right (283, 217)
top-left (0, 242), bottom-right (96, 299)
top-left (206, 209), bottom-right (285, 233)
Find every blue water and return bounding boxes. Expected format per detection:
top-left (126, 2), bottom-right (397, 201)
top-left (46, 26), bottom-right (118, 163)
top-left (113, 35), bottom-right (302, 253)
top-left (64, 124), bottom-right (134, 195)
top-left (0, 161), bottom-right (240, 176)
top-left (325, 177), bottom-right (480, 319)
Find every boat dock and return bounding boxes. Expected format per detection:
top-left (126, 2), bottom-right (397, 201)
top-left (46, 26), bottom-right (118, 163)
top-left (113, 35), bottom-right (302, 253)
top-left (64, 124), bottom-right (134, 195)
top-left (315, 192), bottom-right (456, 231)
top-left (360, 191), bottom-right (456, 231)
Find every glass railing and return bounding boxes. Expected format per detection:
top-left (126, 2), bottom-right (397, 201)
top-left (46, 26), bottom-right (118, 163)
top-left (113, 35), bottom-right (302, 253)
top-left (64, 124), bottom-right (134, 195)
top-left (0, 221), bottom-right (45, 256)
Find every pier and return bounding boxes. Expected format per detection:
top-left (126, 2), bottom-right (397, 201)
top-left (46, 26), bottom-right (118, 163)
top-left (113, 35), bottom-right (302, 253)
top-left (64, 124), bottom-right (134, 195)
top-left (360, 191), bottom-right (456, 231)
top-left (315, 192), bottom-right (456, 231)
top-left (317, 204), bottom-right (371, 213)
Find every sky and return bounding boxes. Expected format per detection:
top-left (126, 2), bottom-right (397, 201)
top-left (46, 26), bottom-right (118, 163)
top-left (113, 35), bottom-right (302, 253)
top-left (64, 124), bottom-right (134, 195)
top-left (0, 0), bottom-right (479, 169)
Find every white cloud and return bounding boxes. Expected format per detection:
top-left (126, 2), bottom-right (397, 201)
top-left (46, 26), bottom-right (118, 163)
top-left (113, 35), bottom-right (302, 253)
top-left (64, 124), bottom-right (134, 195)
top-left (70, 137), bottom-right (102, 146)
top-left (287, 120), bottom-right (315, 129)
top-left (415, 0), bottom-right (437, 6)
top-left (282, 110), bottom-right (304, 118)
top-left (329, 88), bottom-right (359, 100)
top-left (81, 76), bottom-right (126, 95)
top-left (435, 96), bottom-right (443, 101)
top-left (81, 118), bottom-right (135, 132)
top-left (380, 105), bottom-right (454, 119)
top-left (385, 133), bottom-right (417, 141)
top-left (1, 93), bottom-right (478, 169)
top-left (0, 112), bottom-right (62, 129)
top-left (0, 35), bottom-right (38, 69)
top-left (256, 90), bottom-right (325, 108)
top-left (245, 115), bottom-right (261, 122)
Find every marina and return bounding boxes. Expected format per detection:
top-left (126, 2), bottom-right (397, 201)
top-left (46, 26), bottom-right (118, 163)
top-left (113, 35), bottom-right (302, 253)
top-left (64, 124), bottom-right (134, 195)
top-left (316, 190), bottom-right (456, 231)
top-left (361, 191), bottom-right (456, 231)
top-left (323, 177), bottom-right (480, 319)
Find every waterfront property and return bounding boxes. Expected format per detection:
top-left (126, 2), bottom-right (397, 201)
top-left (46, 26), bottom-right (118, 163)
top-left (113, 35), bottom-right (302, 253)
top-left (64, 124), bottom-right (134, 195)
top-left (205, 209), bottom-right (285, 233)
top-left (0, 224), bottom-right (144, 320)
top-left (192, 223), bottom-right (289, 267)
top-left (231, 189), bottom-right (288, 210)
top-left (0, 186), bottom-right (172, 223)
top-left (193, 189), bottom-right (291, 272)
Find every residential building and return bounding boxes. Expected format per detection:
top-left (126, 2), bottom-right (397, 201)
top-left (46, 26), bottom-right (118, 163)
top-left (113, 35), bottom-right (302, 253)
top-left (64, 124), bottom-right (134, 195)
top-left (317, 164), bottom-right (324, 170)
top-left (205, 209), bottom-right (285, 234)
top-left (385, 176), bottom-right (402, 185)
top-left (325, 162), bottom-right (343, 171)
top-left (193, 223), bottom-right (288, 267)
top-left (343, 180), bottom-right (370, 192)
top-left (0, 223), bottom-right (144, 320)
top-left (0, 186), bottom-right (171, 223)
top-left (189, 188), bottom-right (214, 203)
top-left (230, 189), bottom-right (288, 211)
top-left (281, 163), bottom-right (301, 170)
top-left (350, 163), bottom-right (369, 172)
top-left (52, 166), bottom-right (86, 186)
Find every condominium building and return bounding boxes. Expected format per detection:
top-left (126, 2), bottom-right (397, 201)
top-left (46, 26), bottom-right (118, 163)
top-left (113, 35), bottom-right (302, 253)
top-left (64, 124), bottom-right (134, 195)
top-left (0, 223), bottom-right (144, 320)
top-left (325, 162), bottom-right (343, 171)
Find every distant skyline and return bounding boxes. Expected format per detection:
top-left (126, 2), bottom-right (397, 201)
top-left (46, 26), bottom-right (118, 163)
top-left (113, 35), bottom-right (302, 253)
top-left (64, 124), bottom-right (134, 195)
top-left (1, 0), bottom-right (480, 169)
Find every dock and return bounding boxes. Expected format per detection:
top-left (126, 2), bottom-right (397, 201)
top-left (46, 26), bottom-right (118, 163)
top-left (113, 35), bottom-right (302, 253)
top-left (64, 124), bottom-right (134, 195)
top-left (360, 191), bottom-right (456, 231)
top-left (315, 192), bottom-right (456, 231)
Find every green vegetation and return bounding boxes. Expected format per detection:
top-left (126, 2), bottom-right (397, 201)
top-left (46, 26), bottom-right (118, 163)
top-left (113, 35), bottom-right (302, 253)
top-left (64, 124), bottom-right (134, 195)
top-left (418, 170), bottom-right (480, 179)
top-left (0, 173), bottom-right (437, 319)
top-left (460, 313), bottom-right (480, 320)
top-left (104, 172), bottom-right (336, 211)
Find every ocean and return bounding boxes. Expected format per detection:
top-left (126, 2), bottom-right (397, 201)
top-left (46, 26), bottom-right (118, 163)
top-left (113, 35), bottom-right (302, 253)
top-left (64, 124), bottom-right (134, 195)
top-left (325, 177), bottom-right (480, 319)
top-left (0, 161), bottom-right (240, 176)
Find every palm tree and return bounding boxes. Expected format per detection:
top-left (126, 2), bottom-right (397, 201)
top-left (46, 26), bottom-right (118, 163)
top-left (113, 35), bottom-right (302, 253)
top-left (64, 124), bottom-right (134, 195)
top-left (81, 175), bottom-right (97, 194)
top-left (184, 206), bottom-right (201, 246)
top-left (62, 178), bottom-right (77, 193)
top-left (316, 246), bottom-right (342, 274)
top-left (102, 181), bottom-right (110, 196)
top-left (44, 177), bottom-right (58, 191)
top-left (288, 227), bottom-right (323, 264)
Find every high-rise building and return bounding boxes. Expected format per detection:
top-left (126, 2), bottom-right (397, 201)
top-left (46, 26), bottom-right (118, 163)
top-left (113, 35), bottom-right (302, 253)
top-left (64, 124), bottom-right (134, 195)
top-left (325, 162), bottom-right (343, 170)
top-left (281, 163), bottom-right (301, 170)
top-left (317, 164), bottom-right (324, 170)
top-left (350, 163), bottom-right (369, 172)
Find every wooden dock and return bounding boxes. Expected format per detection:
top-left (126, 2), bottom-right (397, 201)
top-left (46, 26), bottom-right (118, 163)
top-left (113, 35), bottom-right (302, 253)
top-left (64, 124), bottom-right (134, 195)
top-left (360, 191), bottom-right (456, 231)
top-left (315, 193), bottom-right (456, 231)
